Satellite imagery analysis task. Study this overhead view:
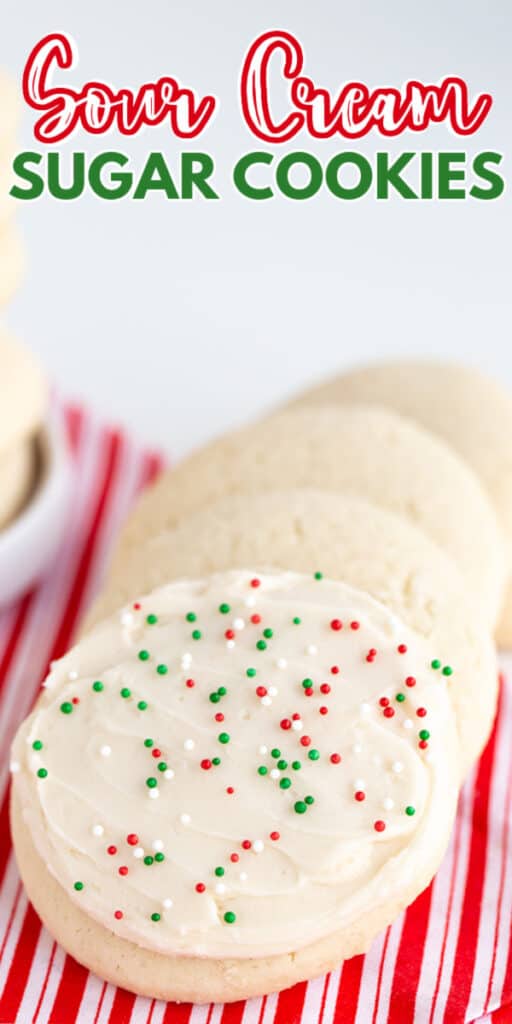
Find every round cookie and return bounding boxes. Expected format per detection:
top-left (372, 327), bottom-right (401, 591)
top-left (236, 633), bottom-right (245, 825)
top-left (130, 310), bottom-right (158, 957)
top-left (83, 490), bottom-right (497, 777)
top-left (11, 570), bottom-right (460, 1002)
top-left (106, 405), bottom-right (506, 631)
top-left (0, 327), bottom-right (47, 457)
top-left (289, 361), bottom-right (512, 645)
top-left (0, 439), bottom-right (35, 529)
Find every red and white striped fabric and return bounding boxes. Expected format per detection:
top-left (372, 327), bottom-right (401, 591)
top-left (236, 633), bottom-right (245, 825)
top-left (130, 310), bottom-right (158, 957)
top-left (1, 405), bottom-right (512, 1024)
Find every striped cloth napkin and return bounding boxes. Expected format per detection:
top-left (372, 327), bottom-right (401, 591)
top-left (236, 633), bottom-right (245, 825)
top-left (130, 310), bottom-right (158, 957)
top-left (0, 405), bottom-right (511, 1024)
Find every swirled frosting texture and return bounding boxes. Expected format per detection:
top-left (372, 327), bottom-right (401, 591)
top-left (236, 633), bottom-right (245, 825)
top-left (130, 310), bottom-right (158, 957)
top-left (11, 570), bottom-right (459, 958)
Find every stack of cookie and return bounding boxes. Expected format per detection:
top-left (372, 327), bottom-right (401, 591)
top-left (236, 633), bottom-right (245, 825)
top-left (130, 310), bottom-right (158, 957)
top-left (10, 362), bottom-right (511, 1003)
top-left (0, 71), bottom-right (23, 307)
top-left (0, 329), bottom-right (47, 531)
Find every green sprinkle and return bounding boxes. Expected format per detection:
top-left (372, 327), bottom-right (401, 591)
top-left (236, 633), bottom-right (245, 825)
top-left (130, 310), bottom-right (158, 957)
top-left (314, 571), bottom-right (323, 580)
top-left (74, 881), bottom-right (84, 891)
top-left (60, 702), bottom-right (73, 714)
top-left (442, 665), bottom-right (453, 676)
top-left (186, 612), bottom-right (196, 622)
top-left (32, 740), bottom-right (43, 751)
top-left (263, 628), bottom-right (273, 639)
top-left (212, 756), bottom-right (221, 766)
top-left (157, 761), bottom-right (167, 772)
top-left (218, 686), bottom-right (227, 696)
top-left (138, 700), bottom-right (148, 711)
top-left (258, 765), bottom-right (268, 776)
top-left (305, 795), bottom-right (314, 805)
top-left (151, 912), bottom-right (161, 922)
top-left (293, 617), bottom-right (301, 625)
top-left (396, 693), bottom-right (405, 703)
top-left (302, 678), bottom-right (313, 689)
top-left (294, 800), bottom-right (307, 814)
top-left (218, 732), bottom-right (230, 744)
top-left (405, 806), bottom-right (416, 816)
top-left (256, 640), bottom-right (267, 651)
top-left (146, 614), bottom-right (158, 625)
top-left (246, 668), bottom-right (256, 678)
top-left (271, 748), bottom-right (281, 759)
top-left (292, 760), bottom-right (301, 770)
top-left (146, 777), bottom-right (158, 789)
top-left (156, 664), bottom-right (168, 675)
top-left (280, 777), bottom-right (291, 790)
top-left (155, 852), bottom-right (165, 862)
top-left (215, 866), bottom-right (225, 877)
top-left (144, 738), bottom-right (154, 748)
top-left (192, 629), bottom-right (202, 640)
top-left (144, 855), bottom-right (154, 865)
top-left (224, 911), bottom-right (236, 924)
top-left (219, 603), bottom-right (230, 614)
top-left (209, 692), bottom-right (221, 703)
top-left (431, 659), bottom-right (441, 670)
top-left (121, 688), bottom-right (131, 699)
top-left (37, 768), bottom-right (47, 778)
top-left (308, 749), bottom-right (320, 761)
top-left (419, 729), bottom-right (430, 741)
top-left (138, 649), bottom-right (150, 661)
top-left (92, 681), bottom-right (104, 692)
top-left (277, 759), bottom-right (288, 770)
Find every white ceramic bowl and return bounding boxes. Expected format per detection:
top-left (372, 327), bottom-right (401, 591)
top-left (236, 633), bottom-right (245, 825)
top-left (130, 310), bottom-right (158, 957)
top-left (0, 408), bottom-right (73, 606)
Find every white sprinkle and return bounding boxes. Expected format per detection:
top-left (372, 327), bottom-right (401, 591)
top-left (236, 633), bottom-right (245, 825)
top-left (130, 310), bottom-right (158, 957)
top-left (68, 670), bottom-right (78, 681)
top-left (10, 761), bottom-right (20, 774)
top-left (180, 813), bottom-right (191, 826)
top-left (270, 768), bottom-right (280, 780)
top-left (100, 745), bottom-right (111, 758)
top-left (354, 778), bottom-right (365, 790)
top-left (306, 645), bottom-right (318, 656)
top-left (261, 696), bottom-right (272, 707)
top-left (268, 686), bottom-right (278, 697)
top-left (252, 839), bottom-right (264, 853)
top-left (276, 658), bottom-right (287, 669)
top-left (215, 882), bottom-right (226, 895)
top-left (403, 718), bottom-right (413, 730)
top-left (226, 640), bottom-right (235, 650)
top-left (184, 739), bottom-right (195, 751)
top-left (148, 789), bottom-right (159, 799)
top-left (392, 761), bottom-right (403, 774)
top-left (133, 847), bottom-right (144, 859)
top-left (245, 595), bottom-right (256, 608)
top-left (360, 703), bottom-right (371, 716)
top-left (233, 618), bottom-right (245, 630)
top-left (181, 653), bottom-right (192, 669)
top-left (259, 745), bottom-right (268, 755)
top-left (164, 769), bottom-right (175, 780)
top-left (92, 824), bottom-right (104, 837)
top-left (239, 872), bottom-right (248, 881)
top-left (163, 898), bottom-right (173, 909)
top-left (291, 719), bottom-right (303, 732)
top-left (152, 839), bottom-right (164, 852)
top-left (120, 611), bottom-right (134, 627)
top-left (383, 797), bottom-right (394, 810)
top-left (353, 743), bottom-right (363, 754)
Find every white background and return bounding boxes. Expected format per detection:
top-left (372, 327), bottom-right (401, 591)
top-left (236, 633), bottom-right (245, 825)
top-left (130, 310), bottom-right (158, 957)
top-left (2, 0), bottom-right (511, 457)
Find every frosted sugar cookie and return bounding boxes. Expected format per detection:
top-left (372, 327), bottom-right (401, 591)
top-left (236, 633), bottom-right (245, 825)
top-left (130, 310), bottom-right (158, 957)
top-left (0, 439), bottom-right (35, 529)
top-left (106, 405), bottom-right (505, 630)
top-left (289, 361), bottom-right (512, 645)
top-left (83, 490), bottom-right (497, 776)
top-left (11, 569), bottom-right (459, 1002)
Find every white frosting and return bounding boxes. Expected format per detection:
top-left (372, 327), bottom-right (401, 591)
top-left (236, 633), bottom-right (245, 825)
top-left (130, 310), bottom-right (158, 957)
top-left (11, 570), bottom-right (459, 958)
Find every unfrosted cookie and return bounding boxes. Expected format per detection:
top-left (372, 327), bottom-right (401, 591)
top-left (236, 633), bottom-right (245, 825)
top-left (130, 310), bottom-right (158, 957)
top-left (11, 569), bottom-right (460, 1002)
top-left (289, 361), bottom-right (512, 645)
top-left (0, 328), bottom-right (47, 456)
top-left (83, 490), bottom-right (497, 776)
top-left (0, 439), bottom-right (35, 529)
top-left (105, 405), bottom-right (505, 631)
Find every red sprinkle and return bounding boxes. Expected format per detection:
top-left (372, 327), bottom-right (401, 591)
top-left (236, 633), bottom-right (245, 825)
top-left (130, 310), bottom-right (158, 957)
top-left (350, 621), bottom-right (360, 630)
top-left (107, 845), bottom-right (117, 856)
top-left (118, 866), bottom-right (128, 876)
top-left (320, 684), bottom-right (331, 695)
top-left (256, 686), bottom-right (267, 697)
top-left (270, 831), bottom-right (280, 841)
top-left (250, 578), bottom-right (261, 588)
top-left (304, 687), bottom-right (314, 697)
top-left (397, 644), bottom-right (408, 654)
top-left (319, 706), bottom-right (328, 715)
top-left (250, 613), bottom-right (261, 624)
top-left (242, 840), bottom-right (251, 850)
top-left (419, 740), bottom-right (429, 750)
top-left (230, 853), bottom-right (239, 862)
top-left (300, 735), bottom-right (311, 747)
top-left (72, 697), bottom-right (80, 705)
top-left (383, 707), bottom-right (395, 718)
top-left (330, 618), bottom-right (343, 631)
top-left (114, 909), bottom-right (123, 920)
top-left (195, 883), bottom-right (206, 893)
top-left (331, 666), bottom-right (340, 675)
top-left (152, 748), bottom-right (161, 758)
top-left (379, 697), bottom-right (390, 707)
top-left (330, 753), bottom-right (341, 764)
top-left (126, 834), bottom-right (138, 846)
top-left (133, 603), bottom-right (141, 610)
top-left (292, 712), bottom-right (301, 721)
top-left (374, 820), bottom-right (386, 832)
top-left (226, 786), bottom-right (234, 794)
top-left (225, 629), bottom-right (235, 640)
top-left (405, 676), bottom-right (416, 688)
top-left (416, 707), bottom-right (427, 717)
top-left (355, 790), bottom-right (366, 802)
top-left (215, 712), bottom-right (224, 722)
top-left (201, 759), bottom-right (212, 771)
top-left (366, 649), bottom-right (377, 662)
top-left (186, 678), bottom-right (195, 688)
top-left (280, 718), bottom-right (292, 731)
